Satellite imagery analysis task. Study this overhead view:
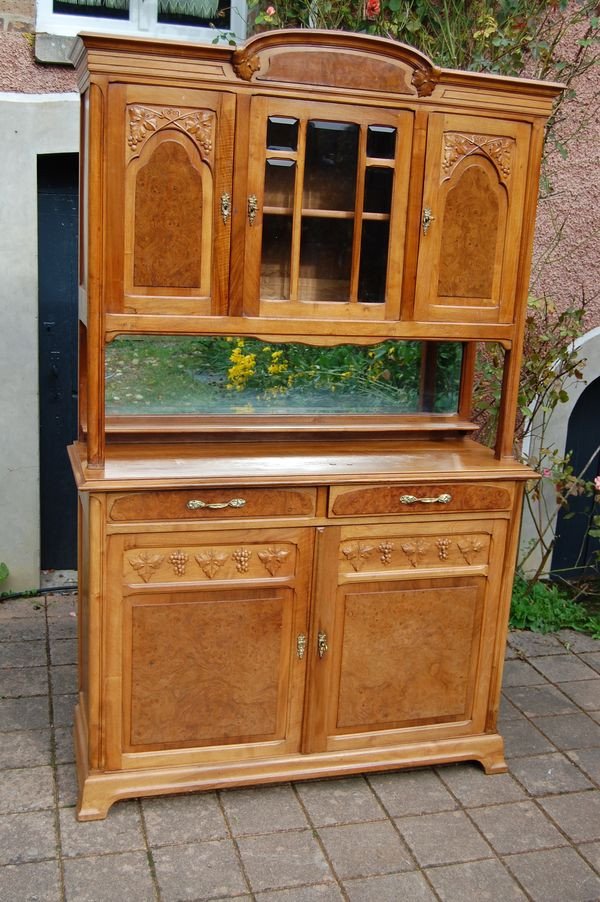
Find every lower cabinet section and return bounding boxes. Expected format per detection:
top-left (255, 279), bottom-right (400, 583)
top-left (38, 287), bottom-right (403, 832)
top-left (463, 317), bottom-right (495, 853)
top-left (75, 486), bottom-right (518, 820)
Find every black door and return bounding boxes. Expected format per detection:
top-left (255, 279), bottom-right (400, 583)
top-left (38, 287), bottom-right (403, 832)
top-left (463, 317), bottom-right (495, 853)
top-left (38, 153), bottom-right (79, 570)
top-left (552, 376), bottom-right (600, 580)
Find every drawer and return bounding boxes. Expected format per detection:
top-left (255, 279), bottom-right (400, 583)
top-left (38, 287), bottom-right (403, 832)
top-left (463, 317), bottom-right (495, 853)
top-left (329, 483), bottom-right (513, 517)
top-left (109, 487), bottom-right (317, 522)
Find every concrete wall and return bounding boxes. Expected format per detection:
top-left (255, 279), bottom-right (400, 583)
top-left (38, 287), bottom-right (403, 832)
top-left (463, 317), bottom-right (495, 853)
top-left (0, 93), bottom-right (79, 592)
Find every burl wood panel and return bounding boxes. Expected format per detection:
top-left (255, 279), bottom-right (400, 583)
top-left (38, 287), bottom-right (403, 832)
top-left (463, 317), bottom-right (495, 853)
top-left (329, 483), bottom-right (512, 517)
top-left (109, 487), bottom-right (316, 521)
top-left (128, 589), bottom-right (289, 747)
top-left (335, 582), bottom-right (481, 730)
top-left (134, 141), bottom-right (203, 289)
top-left (437, 163), bottom-right (501, 299)
top-left (259, 50), bottom-right (414, 95)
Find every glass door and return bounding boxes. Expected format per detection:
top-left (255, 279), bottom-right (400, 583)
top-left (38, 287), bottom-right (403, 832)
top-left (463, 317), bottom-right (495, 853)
top-left (244, 99), bottom-right (413, 322)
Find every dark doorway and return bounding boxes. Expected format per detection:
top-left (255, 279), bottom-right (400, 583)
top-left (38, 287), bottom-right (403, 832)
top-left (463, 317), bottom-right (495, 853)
top-left (38, 153), bottom-right (79, 570)
top-left (552, 376), bottom-right (600, 581)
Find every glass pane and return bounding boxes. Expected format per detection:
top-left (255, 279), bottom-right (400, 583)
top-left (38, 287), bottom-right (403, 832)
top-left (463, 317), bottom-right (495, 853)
top-left (54, 0), bottom-right (129, 17)
top-left (299, 217), bottom-right (353, 302)
top-left (364, 167), bottom-right (393, 214)
top-left (106, 336), bottom-right (463, 417)
top-left (358, 220), bottom-right (389, 303)
top-left (267, 117), bottom-right (299, 152)
top-left (261, 214), bottom-right (292, 300)
top-left (367, 125), bottom-right (396, 159)
top-left (434, 342), bottom-right (463, 413)
top-left (303, 121), bottom-right (359, 211)
top-left (264, 159), bottom-right (295, 208)
top-left (157, 0), bottom-right (230, 26)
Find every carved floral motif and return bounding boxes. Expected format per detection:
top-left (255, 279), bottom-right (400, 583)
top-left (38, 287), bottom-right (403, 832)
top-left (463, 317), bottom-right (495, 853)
top-left (195, 549), bottom-right (229, 579)
top-left (442, 133), bottom-right (513, 179)
top-left (457, 537), bottom-right (484, 565)
top-left (258, 547), bottom-right (290, 576)
top-left (232, 547), bottom-right (252, 573)
top-left (341, 542), bottom-right (375, 572)
top-left (401, 539), bottom-right (430, 568)
top-left (127, 106), bottom-right (214, 161)
top-left (437, 538), bottom-right (452, 561)
top-left (378, 541), bottom-right (395, 565)
top-left (169, 550), bottom-right (189, 576)
top-left (128, 552), bottom-right (164, 583)
top-left (412, 65), bottom-right (440, 97)
top-left (232, 49), bottom-right (261, 81)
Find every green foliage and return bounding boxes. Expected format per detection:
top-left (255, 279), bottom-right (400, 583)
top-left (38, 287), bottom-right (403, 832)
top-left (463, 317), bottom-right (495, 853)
top-left (0, 563), bottom-right (8, 582)
top-left (511, 575), bottom-right (600, 637)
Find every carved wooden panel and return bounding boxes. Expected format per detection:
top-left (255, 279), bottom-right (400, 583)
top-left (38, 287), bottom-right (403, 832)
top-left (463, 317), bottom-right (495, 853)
top-left (124, 541), bottom-right (296, 585)
top-left (126, 588), bottom-right (293, 748)
top-left (329, 482), bottom-right (512, 517)
top-left (414, 113), bottom-right (529, 325)
top-left (333, 580), bottom-right (482, 731)
top-left (338, 532), bottom-right (490, 575)
top-left (109, 487), bottom-right (316, 522)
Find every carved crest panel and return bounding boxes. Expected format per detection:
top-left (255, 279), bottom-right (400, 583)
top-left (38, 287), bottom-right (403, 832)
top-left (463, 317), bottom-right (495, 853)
top-left (127, 105), bottom-right (215, 164)
top-left (338, 533), bottom-right (490, 575)
top-left (124, 542), bottom-right (296, 585)
top-left (442, 133), bottom-right (514, 184)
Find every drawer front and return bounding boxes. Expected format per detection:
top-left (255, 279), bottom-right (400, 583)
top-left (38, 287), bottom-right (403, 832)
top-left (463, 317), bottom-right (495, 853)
top-left (329, 483), bottom-right (513, 517)
top-left (109, 487), bottom-right (317, 522)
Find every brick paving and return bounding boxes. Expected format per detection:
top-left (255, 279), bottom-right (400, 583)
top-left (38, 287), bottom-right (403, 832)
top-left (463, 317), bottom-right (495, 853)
top-left (1, 593), bottom-right (600, 901)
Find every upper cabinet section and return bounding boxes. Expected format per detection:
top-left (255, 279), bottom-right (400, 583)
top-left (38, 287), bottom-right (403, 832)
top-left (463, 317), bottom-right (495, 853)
top-left (73, 29), bottom-right (562, 337)
top-left (104, 84), bottom-right (235, 315)
top-left (414, 113), bottom-right (530, 325)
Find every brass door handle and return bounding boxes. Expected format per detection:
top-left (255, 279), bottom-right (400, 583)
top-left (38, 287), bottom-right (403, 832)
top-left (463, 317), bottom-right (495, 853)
top-left (399, 493), bottom-right (452, 505)
top-left (186, 498), bottom-right (246, 510)
top-left (220, 192), bottom-right (231, 225)
top-left (296, 634), bottom-right (307, 660)
top-left (422, 207), bottom-right (435, 234)
top-left (317, 631), bottom-right (328, 659)
top-left (248, 194), bottom-right (258, 226)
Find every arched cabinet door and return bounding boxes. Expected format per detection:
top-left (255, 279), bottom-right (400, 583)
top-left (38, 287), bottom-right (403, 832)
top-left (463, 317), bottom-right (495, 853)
top-left (413, 114), bottom-right (531, 325)
top-left (104, 84), bottom-right (235, 316)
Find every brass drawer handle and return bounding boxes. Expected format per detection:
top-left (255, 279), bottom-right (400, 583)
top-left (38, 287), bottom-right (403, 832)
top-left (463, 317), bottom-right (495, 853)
top-left (400, 493), bottom-right (452, 505)
top-left (186, 498), bottom-right (247, 511)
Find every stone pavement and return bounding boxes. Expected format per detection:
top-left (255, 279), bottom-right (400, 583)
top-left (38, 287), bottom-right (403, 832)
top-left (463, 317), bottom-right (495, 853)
top-left (1, 593), bottom-right (600, 902)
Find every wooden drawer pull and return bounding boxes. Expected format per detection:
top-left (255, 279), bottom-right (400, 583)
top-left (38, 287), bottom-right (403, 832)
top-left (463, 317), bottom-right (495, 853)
top-left (186, 498), bottom-right (247, 511)
top-left (399, 493), bottom-right (452, 505)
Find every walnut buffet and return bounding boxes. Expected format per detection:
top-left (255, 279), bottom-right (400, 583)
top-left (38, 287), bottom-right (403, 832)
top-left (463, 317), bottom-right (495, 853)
top-left (69, 29), bottom-right (561, 819)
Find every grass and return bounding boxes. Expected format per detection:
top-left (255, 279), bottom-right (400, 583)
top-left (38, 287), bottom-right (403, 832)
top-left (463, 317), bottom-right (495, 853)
top-left (510, 575), bottom-right (600, 638)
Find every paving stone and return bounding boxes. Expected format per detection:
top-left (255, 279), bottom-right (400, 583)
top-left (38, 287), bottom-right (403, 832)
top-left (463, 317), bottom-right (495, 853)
top-left (0, 765), bottom-right (55, 814)
top-left (580, 653), bottom-right (600, 674)
top-left (558, 680), bottom-right (600, 711)
top-left (221, 783), bottom-right (308, 835)
top-left (0, 729), bottom-right (52, 768)
top-left (497, 716), bottom-right (555, 758)
top-left (0, 598), bottom-right (45, 621)
top-left (396, 810), bottom-right (492, 867)
top-left (0, 617), bottom-right (47, 641)
top-left (509, 631), bottom-right (567, 657)
top-left (50, 664), bottom-right (77, 696)
top-left (0, 667), bottom-right (48, 698)
top-left (54, 726), bottom-right (75, 764)
top-left (237, 830), bottom-right (332, 892)
top-left (531, 656), bottom-right (600, 684)
top-left (509, 752), bottom-right (593, 795)
top-left (52, 694), bottom-right (76, 727)
top-left (436, 762), bottom-right (526, 807)
top-left (469, 801), bottom-right (566, 854)
top-left (578, 841), bottom-right (600, 872)
top-left (257, 885), bottom-right (344, 901)
top-left (555, 631), bottom-right (600, 654)
top-left (56, 763), bottom-right (78, 808)
top-left (142, 792), bottom-right (228, 845)
top-left (504, 846), bottom-right (600, 902)
top-left (589, 710), bottom-right (600, 725)
top-left (566, 748), bottom-right (600, 782)
top-left (0, 696), bottom-right (49, 731)
top-left (59, 803), bottom-right (145, 857)
top-left (63, 851), bottom-right (156, 902)
top-left (502, 659), bottom-right (547, 687)
top-left (503, 684), bottom-right (578, 717)
top-left (296, 777), bottom-right (384, 826)
top-left (47, 617), bottom-right (77, 640)
top-left (368, 768), bottom-right (457, 817)
top-left (0, 859), bottom-right (61, 902)
top-left (0, 810), bottom-right (57, 865)
top-left (49, 637), bottom-right (77, 665)
top-left (344, 871), bottom-right (436, 901)
top-left (0, 640), bottom-right (47, 669)
top-left (532, 713), bottom-right (600, 750)
top-left (425, 858), bottom-right (527, 900)
top-left (499, 695), bottom-right (523, 721)
top-left (318, 820), bottom-right (413, 879)
top-left (539, 791), bottom-right (600, 843)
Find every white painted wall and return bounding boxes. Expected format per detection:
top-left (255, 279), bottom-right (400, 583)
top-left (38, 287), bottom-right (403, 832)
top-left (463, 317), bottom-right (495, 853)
top-left (0, 93), bottom-right (79, 592)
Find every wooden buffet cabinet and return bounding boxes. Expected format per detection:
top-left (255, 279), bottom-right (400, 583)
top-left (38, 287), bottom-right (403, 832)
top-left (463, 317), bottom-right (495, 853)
top-left (69, 29), bottom-right (561, 819)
